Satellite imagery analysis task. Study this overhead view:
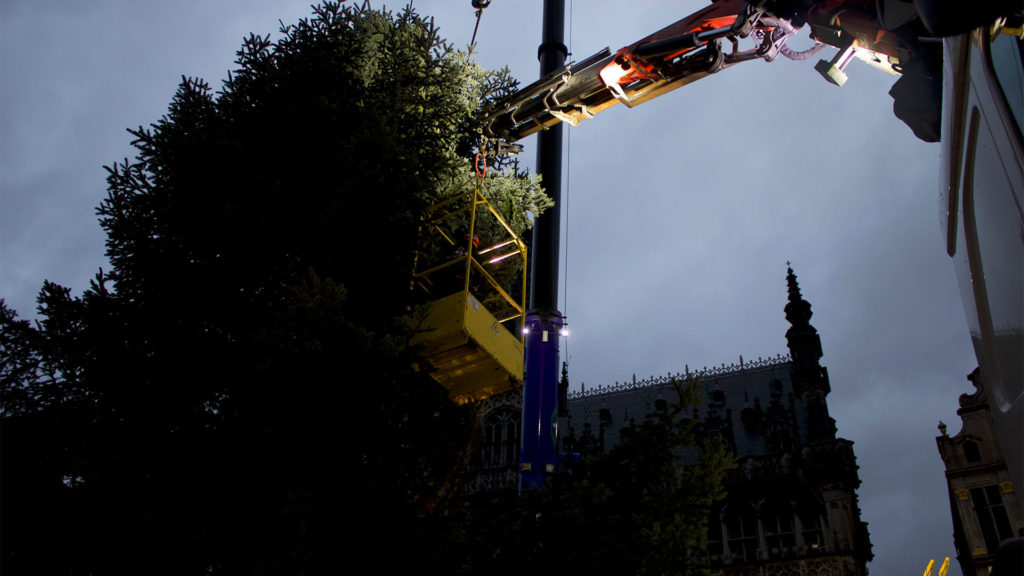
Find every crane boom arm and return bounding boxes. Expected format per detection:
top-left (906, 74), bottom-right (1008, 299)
top-left (479, 0), bottom-right (917, 145)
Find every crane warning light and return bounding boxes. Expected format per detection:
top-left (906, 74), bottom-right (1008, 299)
top-left (599, 62), bottom-right (632, 100)
top-left (478, 239), bottom-right (516, 255)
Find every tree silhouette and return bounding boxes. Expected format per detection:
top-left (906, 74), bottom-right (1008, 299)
top-left (2, 3), bottom-right (545, 574)
top-left (2, 3), bottom-right (726, 574)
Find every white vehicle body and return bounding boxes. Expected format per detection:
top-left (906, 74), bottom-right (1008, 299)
top-left (940, 24), bottom-right (1024, 518)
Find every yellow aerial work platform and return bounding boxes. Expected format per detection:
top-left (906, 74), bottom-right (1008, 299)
top-left (410, 187), bottom-right (527, 405)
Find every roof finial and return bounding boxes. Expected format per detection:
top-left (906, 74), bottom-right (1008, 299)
top-left (785, 265), bottom-right (811, 326)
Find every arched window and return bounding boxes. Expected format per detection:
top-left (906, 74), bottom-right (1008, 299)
top-left (763, 500), bottom-right (796, 555)
top-left (963, 439), bottom-right (981, 462)
top-left (481, 409), bottom-right (520, 469)
top-left (725, 504), bottom-right (759, 561)
top-left (798, 505), bottom-right (825, 550)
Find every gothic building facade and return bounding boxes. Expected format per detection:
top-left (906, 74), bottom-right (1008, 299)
top-left (936, 368), bottom-right (1023, 576)
top-left (467, 268), bottom-right (873, 576)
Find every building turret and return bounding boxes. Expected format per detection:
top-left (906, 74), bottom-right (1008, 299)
top-left (784, 266), bottom-right (836, 443)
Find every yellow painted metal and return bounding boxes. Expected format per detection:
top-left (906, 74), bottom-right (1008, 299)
top-left (470, 258), bottom-right (523, 317)
top-left (411, 291), bottom-right (524, 404)
top-left (432, 224), bottom-right (456, 248)
top-left (464, 191), bottom-right (477, 293)
top-left (409, 186), bottom-right (528, 403)
top-left (921, 557), bottom-right (950, 576)
top-left (414, 255), bottom-right (468, 283)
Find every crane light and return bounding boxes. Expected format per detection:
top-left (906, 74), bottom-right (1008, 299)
top-left (478, 239), bottom-right (515, 255)
top-left (599, 62), bottom-right (630, 100)
top-left (487, 250), bottom-right (519, 264)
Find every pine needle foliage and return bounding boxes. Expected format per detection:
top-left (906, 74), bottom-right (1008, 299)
top-left (2, 3), bottom-right (546, 574)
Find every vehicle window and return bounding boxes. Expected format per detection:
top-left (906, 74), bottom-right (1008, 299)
top-left (990, 33), bottom-right (1024, 137)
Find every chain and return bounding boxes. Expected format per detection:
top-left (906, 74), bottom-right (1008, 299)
top-left (470, 1), bottom-right (491, 46)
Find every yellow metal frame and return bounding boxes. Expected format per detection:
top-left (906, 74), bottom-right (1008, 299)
top-left (409, 186), bottom-right (529, 403)
top-left (412, 187), bottom-right (528, 337)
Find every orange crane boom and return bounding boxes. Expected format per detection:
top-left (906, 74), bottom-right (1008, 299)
top-left (478, 0), bottom-right (929, 145)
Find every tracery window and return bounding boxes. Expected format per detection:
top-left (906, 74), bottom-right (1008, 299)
top-left (725, 504), bottom-right (759, 561)
top-left (481, 409), bottom-right (520, 469)
top-left (799, 506), bottom-right (825, 549)
top-left (763, 500), bottom-right (797, 555)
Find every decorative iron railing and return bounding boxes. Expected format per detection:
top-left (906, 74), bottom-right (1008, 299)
top-left (566, 353), bottom-right (792, 401)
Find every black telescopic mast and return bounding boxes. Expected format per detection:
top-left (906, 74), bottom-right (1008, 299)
top-left (519, 0), bottom-right (566, 492)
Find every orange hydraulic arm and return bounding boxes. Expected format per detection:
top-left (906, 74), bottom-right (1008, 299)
top-left (478, 0), bottom-right (914, 145)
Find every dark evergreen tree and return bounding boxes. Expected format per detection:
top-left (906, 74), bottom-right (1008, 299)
top-left (1, 3), bottom-right (727, 574)
top-left (1, 3), bottom-right (546, 574)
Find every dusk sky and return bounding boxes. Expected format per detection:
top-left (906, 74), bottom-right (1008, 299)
top-left (1, 1), bottom-right (980, 573)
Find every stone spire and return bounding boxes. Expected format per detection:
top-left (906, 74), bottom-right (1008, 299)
top-left (785, 266), bottom-right (825, 392)
top-left (783, 266), bottom-right (836, 442)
